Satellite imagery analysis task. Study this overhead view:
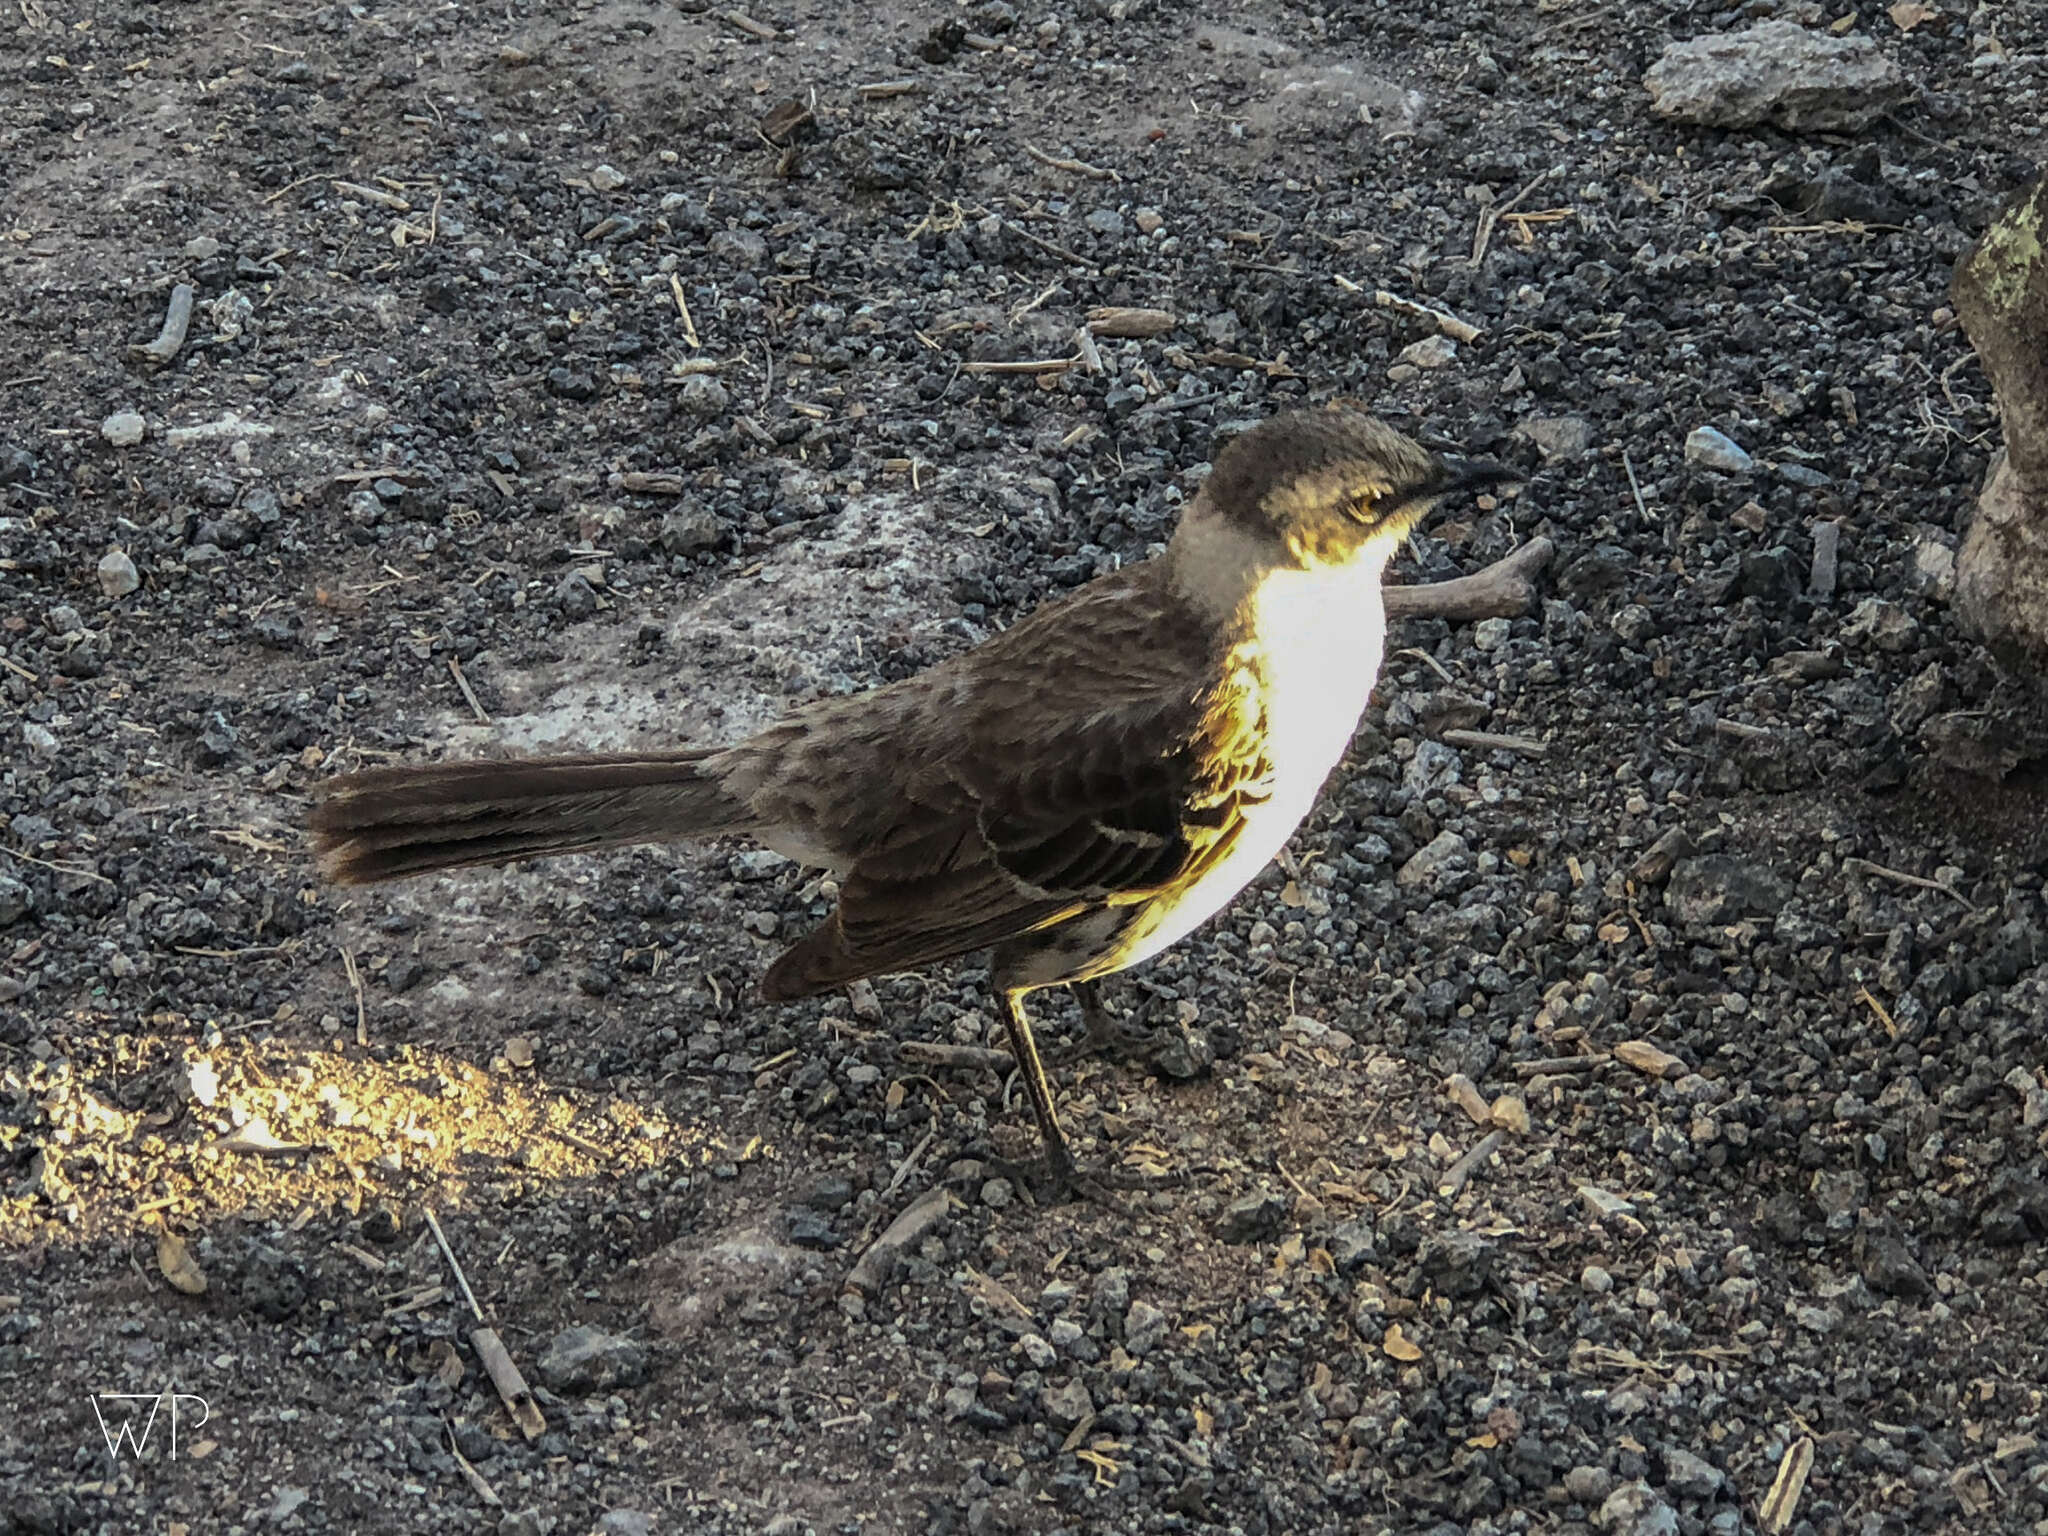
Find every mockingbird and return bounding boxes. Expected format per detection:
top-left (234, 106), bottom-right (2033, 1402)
top-left (311, 407), bottom-right (1513, 1192)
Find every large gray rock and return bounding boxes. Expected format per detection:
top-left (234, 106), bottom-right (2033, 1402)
top-left (1644, 21), bottom-right (1912, 132)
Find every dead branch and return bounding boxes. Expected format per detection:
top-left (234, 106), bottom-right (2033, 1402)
top-left (1387, 537), bottom-right (1554, 623)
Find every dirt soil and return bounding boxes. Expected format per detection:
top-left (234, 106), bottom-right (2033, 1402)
top-left (5, 0), bottom-right (2048, 1533)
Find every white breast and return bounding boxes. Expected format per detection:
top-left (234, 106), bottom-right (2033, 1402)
top-left (1112, 561), bottom-right (1388, 969)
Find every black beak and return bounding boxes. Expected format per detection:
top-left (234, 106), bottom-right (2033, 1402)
top-left (1432, 454), bottom-right (1522, 494)
top-left (1381, 454), bottom-right (1522, 526)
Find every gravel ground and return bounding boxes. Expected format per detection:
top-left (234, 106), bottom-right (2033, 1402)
top-left (5, 0), bottom-right (2048, 1533)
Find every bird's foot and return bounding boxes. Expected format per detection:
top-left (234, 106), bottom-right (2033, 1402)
top-left (1048, 1011), bottom-right (1163, 1067)
top-left (1052, 988), bottom-right (1213, 1080)
top-left (964, 1146), bottom-right (1192, 1206)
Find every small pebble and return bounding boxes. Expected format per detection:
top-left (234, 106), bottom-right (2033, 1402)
top-left (101, 410), bottom-right (146, 447)
top-left (1684, 425), bottom-right (1755, 473)
top-left (1397, 335), bottom-right (1458, 369)
top-left (97, 550), bottom-right (141, 598)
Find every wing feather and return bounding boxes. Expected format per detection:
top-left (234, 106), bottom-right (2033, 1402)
top-left (758, 568), bottom-right (1274, 999)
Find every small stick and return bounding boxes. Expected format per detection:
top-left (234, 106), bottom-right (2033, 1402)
top-left (1442, 728), bottom-right (1548, 758)
top-left (1024, 143), bottom-right (1119, 182)
top-left (1761, 1436), bottom-right (1815, 1534)
top-left (1512, 1053), bottom-right (1612, 1077)
top-left (548, 1124), bottom-right (608, 1157)
top-left (668, 273), bottom-right (701, 349)
top-left (0, 655), bottom-right (39, 682)
top-left (448, 657), bottom-right (489, 724)
top-left (1393, 646), bottom-right (1457, 687)
top-left (384, 1284), bottom-right (448, 1317)
top-left (899, 1042), bottom-right (1013, 1073)
top-left (1622, 449), bottom-right (1649, 521)
top-left (1856, 985), bottom-right (1899, 1039)
top-left (617, 471), bottom-right (687, 495)
top-left (857, 79), bottom-right (917, 99)
top-left (1713, 718), bottom-right (1774, 743)
top-left (1385, 537), bottom-right (1554, 623)
top-left (331, 179), bottom-right (412, 211)
top-left (1472, 167), bottom-right (1555, 267)
top-left (724, 9), bottom-right (779, 40)
top-left (1437, 1130), bottom-right (1504, 1199)
top-left (1843, 856), bottom-right (1975, 910)
top-left (1372, 289), bottom-right (1481, 342)
top-left (1008, 279), bottom-right (1064, 324)
top-left (130, 283), bottom-right (196, 367)
top-left (882, 1128), bottom-right (936, 1198)
top-left (334, 1241), bottom-right (392, 1275)
top-left (445, 1420), bottom-right (501, 1507)
top-left (1274, 1158), bottom-right (1316, 1206)
top-left (963, 356), bottom-right (1078, 375)
top-left (341, 946), bottom-right (367, 1046)
top-left (2, 848), bottom-right (114, 884)
top-left (262, 173), bottom-right (326, 204)
top-left (848, 1187), bottom-right (952, 1294)
top-left (424, 1207), bottom-right (548, 1442)
top-left (969, 209), bottom-right (1095, 269)
top-left (423, 1207), bottom-right (484, 1318)
top-left (1085, 306), bottom-right (1177, 339)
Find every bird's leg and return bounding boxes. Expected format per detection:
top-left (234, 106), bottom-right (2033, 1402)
top-left (995, 986), bottom-right (1080, 1189)
top-left (977, 985), bottom-right (1195, 1204)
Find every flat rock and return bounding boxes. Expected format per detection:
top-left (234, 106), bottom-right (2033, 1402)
top-left (1644, 21), bottom-right (1913, 132)
top-left (1216, 1190), bottom-right (1288, 1244)
top-left (1516, 414), bottom-right (1594, 463)
top-left (536, 1324), bottom-right (650, 1394)
top-left (1397, 830), bottom-right (1471, 888)
top-left (1664, 855), bottom-right (1791, 926)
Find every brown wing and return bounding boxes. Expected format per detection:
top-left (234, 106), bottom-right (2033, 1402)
top-left (758, 639), bottom-right (1273, 1001)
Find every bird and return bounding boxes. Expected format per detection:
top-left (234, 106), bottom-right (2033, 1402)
top-left (309, 406), bottom-right (1514, 1194)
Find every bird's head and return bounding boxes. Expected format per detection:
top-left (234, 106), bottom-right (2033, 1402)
top-left (1195, 407), bottom-right (1518, 572)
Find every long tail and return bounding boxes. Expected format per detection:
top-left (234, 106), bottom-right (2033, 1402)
top-left (308, 751), bottom-right (756, 885)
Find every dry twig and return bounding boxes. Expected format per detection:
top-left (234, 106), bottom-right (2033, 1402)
top-left (848, 1187), bottom-right (952, 1294)
top-left (1438, 1130), bottom-right (1505, 1198)
top-left (130, 284), bottom-right (195, 367)
top-left (1761, 1436), bottom-right (1816, 1533)
top-left (340, 946), bottom-right (368, 1046)
top-left (1025, 143), bottom-right (1119, 181)
top-left (425, 1208), bottom-right (547, 1441)
top-left (1843, 856), bottom-right (1975, 910)
top-left (1386, 538), bottom-right (1554, 623)
top-left (448, 657), bottom-right (489, 724)
top-left (898, 1042), bottom-right (1014, 1073)
top-left (1442, 728), bottom-right (1548, 758)
top-left (1372, 289), bottom-right (1481, 342)
top-left (1472, 168), bottom-right (1557, 266)
top-left (667, 272), bottom-right (701, 350)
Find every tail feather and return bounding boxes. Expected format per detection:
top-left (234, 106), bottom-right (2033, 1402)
top-left (309, 750), bottom-right (754, 885)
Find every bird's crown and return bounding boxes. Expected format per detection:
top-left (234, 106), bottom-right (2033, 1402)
top-left (1202, 407), bottom-right (1513, 567)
